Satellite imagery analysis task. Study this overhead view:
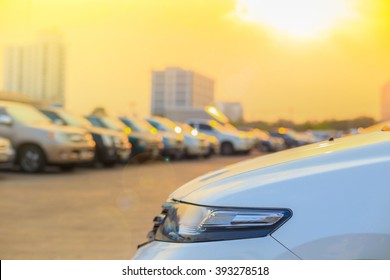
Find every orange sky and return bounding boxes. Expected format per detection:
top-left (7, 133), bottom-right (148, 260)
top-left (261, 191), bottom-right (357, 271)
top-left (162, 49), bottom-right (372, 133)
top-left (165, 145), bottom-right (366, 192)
top-left (1, 0), bottom-right (390, 122)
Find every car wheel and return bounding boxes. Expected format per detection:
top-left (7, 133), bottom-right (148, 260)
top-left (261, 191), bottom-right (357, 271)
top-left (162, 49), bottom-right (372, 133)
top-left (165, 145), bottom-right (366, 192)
top-left (221, 142), bottom-right (234, 155)
top-left (19, 145), bottom-right (46, 173)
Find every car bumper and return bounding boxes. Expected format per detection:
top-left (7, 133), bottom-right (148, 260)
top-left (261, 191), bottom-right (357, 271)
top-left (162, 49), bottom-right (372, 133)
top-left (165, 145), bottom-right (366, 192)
top-left (45, 143), bottom-right (95, 164)
top-left (116, 146), bottom-right (131, 162)
top-left (133, 237), bottom-right (299, 260)
top-left (97, 146), bottom-right (117, 162)
top-left (186, 143), bottom-right (209, 156)
top-left (0, 147), bottom-right (15, 163)
top-left (162, 145), bottom-right (185, 158)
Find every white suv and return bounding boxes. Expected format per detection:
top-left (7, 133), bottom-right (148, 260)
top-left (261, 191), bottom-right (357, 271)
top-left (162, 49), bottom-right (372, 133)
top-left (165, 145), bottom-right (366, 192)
top-left (187, 119), bottom-right (253, 155)
top-left (134, 131), bottom-right (390, 259)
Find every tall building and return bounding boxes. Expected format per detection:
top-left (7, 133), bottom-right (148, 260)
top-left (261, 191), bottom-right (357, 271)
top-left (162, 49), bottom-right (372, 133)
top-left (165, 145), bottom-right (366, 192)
top-left (151, 67), bottom-right (214, 115)
top-left (382, 81), bottom-right (390, 121)
top-left (216, 102), bottom-right (244, 122)
top-left (3, 32), bottom-right (65, 104)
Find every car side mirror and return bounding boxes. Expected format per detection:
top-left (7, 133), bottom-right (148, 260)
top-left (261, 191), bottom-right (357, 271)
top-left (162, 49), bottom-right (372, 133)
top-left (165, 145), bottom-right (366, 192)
top-left (0, 114), bottom-right (12, 126)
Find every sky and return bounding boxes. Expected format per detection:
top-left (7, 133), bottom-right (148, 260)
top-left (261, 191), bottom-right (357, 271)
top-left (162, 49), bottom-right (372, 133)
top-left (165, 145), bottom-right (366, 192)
top-left (0, 0), bottom-right (390, 122)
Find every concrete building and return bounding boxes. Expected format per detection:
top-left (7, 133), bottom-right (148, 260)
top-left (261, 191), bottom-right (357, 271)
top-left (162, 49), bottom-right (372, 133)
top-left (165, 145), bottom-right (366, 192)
top-left (216, 102), bottom-right (244, 122)
top-left (381, 81), bottom-right (390, 121)
top-left (151, 67), bottom-right (214, 116)
top-left (3, 32), bottom-right (65, 105)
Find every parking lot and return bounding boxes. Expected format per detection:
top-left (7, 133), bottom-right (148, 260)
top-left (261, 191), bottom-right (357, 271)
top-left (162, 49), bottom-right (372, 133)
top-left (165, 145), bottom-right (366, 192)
top-left (0, 152), bottom-right (261, 259)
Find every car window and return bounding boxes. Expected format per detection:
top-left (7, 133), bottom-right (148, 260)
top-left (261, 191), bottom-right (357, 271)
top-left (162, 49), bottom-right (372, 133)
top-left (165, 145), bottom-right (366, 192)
top-left (58, 111), bottom-right (92, 129)
top-left (41, 110), bottom-right (62, 123)
top-left (87, 117), bottom-right (105, 128)
top-left (199, 124), bottom-right (213, 131)
top-left (101, 117), bottom-right (126, 132)
top-left (147, 119), bottom-right (166, 131)
top-left (6, 105), bottom-right (52, 125)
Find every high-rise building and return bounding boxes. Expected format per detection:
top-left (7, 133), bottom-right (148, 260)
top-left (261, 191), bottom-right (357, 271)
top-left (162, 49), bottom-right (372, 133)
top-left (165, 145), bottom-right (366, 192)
top-left (151, 67), bottom-right (214, 115)
top-left (3, 32), bottom-right (65, 104)
top-left (216, 102), bottom-right (244, 122)
top-left (381, 81), bottom-right (390, 121)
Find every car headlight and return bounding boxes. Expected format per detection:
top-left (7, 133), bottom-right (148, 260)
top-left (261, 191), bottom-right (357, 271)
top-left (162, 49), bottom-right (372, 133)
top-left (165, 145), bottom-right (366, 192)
top-left (152, 201), bottom-right (292, 243)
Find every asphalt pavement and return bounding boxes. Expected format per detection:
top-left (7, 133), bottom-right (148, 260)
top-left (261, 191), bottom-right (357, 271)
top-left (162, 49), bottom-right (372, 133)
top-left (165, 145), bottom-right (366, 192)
top-left (0, 151), bottom-right (262, 259)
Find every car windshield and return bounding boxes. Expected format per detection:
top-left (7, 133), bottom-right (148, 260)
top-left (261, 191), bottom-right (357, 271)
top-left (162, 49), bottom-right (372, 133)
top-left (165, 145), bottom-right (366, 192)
top-left (159, 119), bottom-right (179, 132)
top-left (102, 117), bottom-right (126, 132)
top-left (7, 105), bottom-right (52, 125)
top-left (122, 117), bottom-right (155, 133)
top-left (149, 118), bottom-right (177, 132)
top-left (58, 110), bottom-right (92, 129)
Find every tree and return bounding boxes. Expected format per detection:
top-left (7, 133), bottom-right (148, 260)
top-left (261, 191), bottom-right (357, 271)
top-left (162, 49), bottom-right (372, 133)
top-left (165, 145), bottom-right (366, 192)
top-left (90, 107), bottom-right (108, 116)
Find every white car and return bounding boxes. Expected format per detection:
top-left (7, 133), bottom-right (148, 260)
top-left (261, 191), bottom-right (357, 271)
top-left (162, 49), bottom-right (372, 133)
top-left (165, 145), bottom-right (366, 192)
top-left (187, 119), bottom-right (253, 155)
top-left (134, 131), bottom-right (390, 259)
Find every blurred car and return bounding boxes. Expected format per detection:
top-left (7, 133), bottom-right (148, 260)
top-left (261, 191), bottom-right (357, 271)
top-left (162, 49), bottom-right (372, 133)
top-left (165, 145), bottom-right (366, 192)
top-left (118, 116), bottom-right (164, 160)
top-left (239, 127), bottom-right (285, 152)
top-left (270, 128), bottom-right (309, 148)
top-left (361, 121), bottom-right (390, 133)
top-left (85, 115), bottom-right (132, 164)
top-left (203, 134), bottom-right (220, 157)
top-left (0, 136), bottom-right (15, 165)
top-left (0, 101), bottom-right (95, 172)
top-left (187, 119), bottom-right (253, 155)
top-left (145, 116), bottom-right (185, 160)
top-left (176, 122), bottom-right (210, 158)
top-left (40, 107), bottom-right (130, 167)
top-left (134, 131), bottom-right (390, 260)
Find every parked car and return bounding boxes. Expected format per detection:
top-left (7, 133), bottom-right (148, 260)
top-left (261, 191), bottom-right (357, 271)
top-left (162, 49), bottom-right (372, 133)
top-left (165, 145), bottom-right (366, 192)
top-left (176, 122), bottom-right (210, 158)
top-left (40, 107), bottom-right (131, 167)
top-left (145, 116), bottom-right (185, 160)
top-left (134, 131), bottom-right (390, 259)
top-left (270, 128), bottom-right (309, 148)
top-left (239, 127), bottom-right (285, 152)
top-left (184, 125), bottom-right (220, 158)
top-left (0, 136), bottom-right (15, 166)
top-left (187, 119), bottom-right (253, 155)
top-left (85, 115), bottom-right (132, 164)
top-left (361, 121), bottom-right (390, 133)
top-left (118, 116), bottom-right (164, 160)
top-left (0, 101), bottom-right (95, 172)
top-left (203, 134), bottom-right (220, 157)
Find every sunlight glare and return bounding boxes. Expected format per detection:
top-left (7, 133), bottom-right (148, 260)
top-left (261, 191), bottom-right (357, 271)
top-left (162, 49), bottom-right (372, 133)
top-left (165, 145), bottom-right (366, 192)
top-left (236, 0), bottom-right (357, 38)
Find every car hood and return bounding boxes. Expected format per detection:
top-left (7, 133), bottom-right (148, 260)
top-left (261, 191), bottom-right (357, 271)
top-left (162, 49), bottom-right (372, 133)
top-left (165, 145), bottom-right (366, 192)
top-left (171, 132), bottom-right (390, 207)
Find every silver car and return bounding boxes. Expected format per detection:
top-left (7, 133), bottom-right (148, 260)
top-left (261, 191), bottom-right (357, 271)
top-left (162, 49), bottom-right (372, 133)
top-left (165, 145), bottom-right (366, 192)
top-left (0, 136), bottom-right (15, 165)
top-left (0, 101), bottom-right (95, 172)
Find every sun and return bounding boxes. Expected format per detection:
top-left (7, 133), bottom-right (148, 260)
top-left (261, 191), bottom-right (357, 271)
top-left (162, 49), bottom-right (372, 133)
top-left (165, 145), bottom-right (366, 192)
top-left (236, 0), bottom-right (357, 38)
